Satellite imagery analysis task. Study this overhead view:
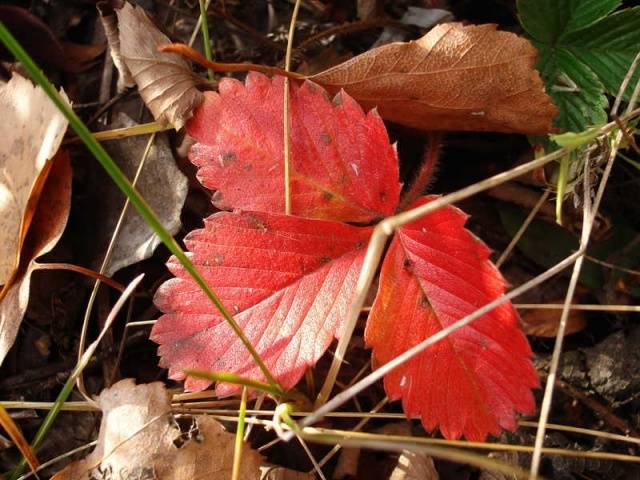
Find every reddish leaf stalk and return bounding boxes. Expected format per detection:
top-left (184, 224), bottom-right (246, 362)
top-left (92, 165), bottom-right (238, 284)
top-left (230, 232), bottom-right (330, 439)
top-left (159, 43), bottom-right (304, 81)
top-left (398, 132), bottom-right (441, 212)
top-left (32, 262), bottom-right (126, 292)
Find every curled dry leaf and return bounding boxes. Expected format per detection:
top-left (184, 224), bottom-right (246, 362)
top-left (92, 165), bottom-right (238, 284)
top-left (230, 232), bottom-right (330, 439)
top-left (97, 0), bottom-right (134, 91)
top-left (0, 73), bottom-right (69, 287)
top-left (0, 152), bottom-right (72, 365)
top-left (116, 2), bottom-right (206, 129)
top-left (311, 23), bottom-right (558, 134)
top-left (187, 73), bottom-right (400, 223)
top-left (54, 379), bottom-right (261, 480)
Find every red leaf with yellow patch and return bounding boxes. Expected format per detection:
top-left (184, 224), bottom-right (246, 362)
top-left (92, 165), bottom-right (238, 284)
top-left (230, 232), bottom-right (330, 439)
top-left (365, 196), bottom-right (538, 441)
top-left (186, 72), bottom-right (400, 223)
top-left (152, 210), bottom-right (371, 394)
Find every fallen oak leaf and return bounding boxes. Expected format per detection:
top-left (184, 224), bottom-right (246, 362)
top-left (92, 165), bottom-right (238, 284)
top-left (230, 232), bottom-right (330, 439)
top-left (310, 23), bottom-right (558, 134)
top-left (152, 210), bottom-right (371, 394)
top-left (0, 73), bottom-right (69, 288)
top-left (365, 196), bottom-right (538, 441)
top-left (186, 72), bottom-right (400, 223)
top-left (0, 152), bottom-right (71, 365)
top-left (116, 2), bottom-right (207, 129)
top-left (53, 379), bottom-right (261, 480)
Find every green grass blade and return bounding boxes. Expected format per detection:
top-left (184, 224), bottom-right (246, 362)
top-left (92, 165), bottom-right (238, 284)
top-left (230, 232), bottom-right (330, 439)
top-left (555, 153), bottom-right (570, 224)
top-left (231, 387), bottom-right (248, 480)
top-left (198, 0), bottom-right (214, 81)
top-left (0, 21), bottom-right (279, 391)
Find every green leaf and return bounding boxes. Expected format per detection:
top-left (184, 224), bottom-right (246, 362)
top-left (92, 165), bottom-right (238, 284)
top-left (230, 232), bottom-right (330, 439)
top-left (519, 0), bottom-right (620, 43)
top-left (518, 0), bottom-right (640, 134)
top-left (563, 7), bottom-right (640, 101)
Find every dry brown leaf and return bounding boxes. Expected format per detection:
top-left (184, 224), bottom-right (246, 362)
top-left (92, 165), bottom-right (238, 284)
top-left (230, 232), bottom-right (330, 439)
top-left (0, 73), bottom-right (69, 287)
top-left (116, 2), bottom-right (205, 129)
top-left (97, 0), bottom-right (134, 92)
top-left (83, 113), bottom-right (188, 277)
top-left (520, 304), bottom-right (586, 338)
top-left (311, 23), bottom-right (558, 134)
top-left (261, 466), bottom-right (315, 480)
top-left (390, 450), bottom-right (439, 480)
top-left (0, 152), bottom-right (72, 365)
top-left (54, 379), bottom-right (261, 480)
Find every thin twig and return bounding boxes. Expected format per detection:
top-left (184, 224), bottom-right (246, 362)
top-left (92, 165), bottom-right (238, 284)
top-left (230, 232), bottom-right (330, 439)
top-left (283, 0), bottom-right (302, 215)
top-left (515, 303), bottom-right (640, 312)
top-left (315, 397), bottom-right (388, 470)
top-left (31, 263), bottom-right (125, 292)
top-left (496, 189), bottom-right (550, 267)
top-left (76, 133), bottom-right (156, 405)
top-left (584, 254), bottom-right (640, 276)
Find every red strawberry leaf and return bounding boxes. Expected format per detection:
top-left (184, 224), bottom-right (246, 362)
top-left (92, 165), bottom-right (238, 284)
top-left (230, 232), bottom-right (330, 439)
top-left (186, 72), bottom-right (400, 223)
top-left (152, 210), bottom-right (371, 394)
top-left (365, 196), bottom-right (539, 441)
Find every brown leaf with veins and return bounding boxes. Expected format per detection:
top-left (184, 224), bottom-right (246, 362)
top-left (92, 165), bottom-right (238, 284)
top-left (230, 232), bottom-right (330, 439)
top-left (0, 152), bottom-right (72, 365)
top-left (311, 23), bottom-right (558, 134)
top-left (116, 2), bottom-right (206, 129)
top-left (54, 379), bottom-right (261, 480)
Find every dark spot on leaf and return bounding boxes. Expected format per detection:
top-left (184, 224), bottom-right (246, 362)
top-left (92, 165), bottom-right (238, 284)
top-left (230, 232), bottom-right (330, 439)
top-left (355, 241), bottom-right (364, 249)
top-left (379, 191), bottom-right (386, 202)
top-left (307, 82), bottom-right (317, 93)
top-left (419, 295), bottom-right (431, 308)
top-left (320, 256), bottom-right (331, 264)
top-left (244, 164), bottom-right (253, 172)
top-left (320, 132), bottom-right (331, 145)
top-left (247, 214), bottom-right (268, 232)
top-left (222, 151), bottom-right (236, 162)
top-left (322, 191), bottom-right (334, 201)
top-left (403, 259), bottom-right (413, 269)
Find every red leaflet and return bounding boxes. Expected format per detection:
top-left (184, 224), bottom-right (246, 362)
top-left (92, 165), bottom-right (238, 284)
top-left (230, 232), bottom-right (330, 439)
top-left (365, 196), bottom-right (539, 441)
top-left (152, 210), bottom-right (371, 394)
top-left (186, 72), bottom-right (400, 223)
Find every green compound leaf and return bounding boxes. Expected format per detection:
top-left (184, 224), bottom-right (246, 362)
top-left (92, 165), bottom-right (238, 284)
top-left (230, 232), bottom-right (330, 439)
top-left (518, 0), bottom-right (640, 133)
